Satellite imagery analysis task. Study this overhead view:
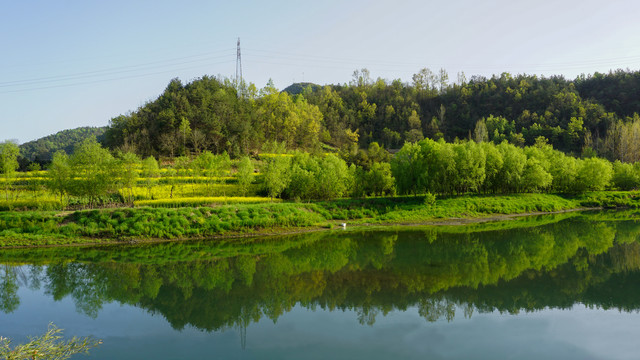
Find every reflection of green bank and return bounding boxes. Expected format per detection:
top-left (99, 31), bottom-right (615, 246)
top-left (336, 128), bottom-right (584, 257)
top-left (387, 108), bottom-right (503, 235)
top-left (2, 211), bottom-right (640, 329)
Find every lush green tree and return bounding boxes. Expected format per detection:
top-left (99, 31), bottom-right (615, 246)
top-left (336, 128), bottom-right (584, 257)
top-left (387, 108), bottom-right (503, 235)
top-left (365, 162), bottom-right (395, 196)
top-left (367, 142), bottom-right (391, 164)
top-left (496, 142), bottom-right (526, 192)
top-left (192, 151), bottom-right (216, 178)
top-left (263, 156), bottom-right (292, 200)
top-left (548, 151), bottom-right (578, 193)
top-left (521, 158), bottom-right (552, 192)
top-left (68, 137), bottom-right (118, 206)
top-left (192, 151), bottom-right (231, 195)
top-left (611, 161), bottom-right (640, 190)
top-left (141, 156), bottom-right (161, 199)
top-left (0, 141), bottom-right (19, 200)
top-left (25, 163), bottom-right (43, 199)
top-left (575, 157), bottom-right (613, 191)
top-left (451, 142), bottom-right (486, 194)
top-left (179, 117), bottom-right (192, 155)
top-left (316, 154), bottom-right (351, 200)
top-left (419, 139), bottom-right (457, 194)
top-left (348, 164), bottom-right (367, 198)
top-left (257, 91), bottom-right (323, 151)
top-left (286, 152), bottom-right (319, 200)
top-left (479, 142), bottom-right (504, 193)
top-left (117, 151), bottom-right (141, 204)
top-left (190, 128), bottom-right (207, 154)
top-left (391, 142), bottom-right (426, 196)
top-left (173, 156), bottom-right (191, 176)
top-left (473, 118), bottom-right (489, 143)
top-left (47, 151), bottom-right (72, 204)
top-left (412, 68), bottom-right (438, 93)
top-left (235, 156), bottom-right (254, 196)
top-left (604, 115), bottom-right (640, 163)
top-left (404, 110), bottom-right (424, 143)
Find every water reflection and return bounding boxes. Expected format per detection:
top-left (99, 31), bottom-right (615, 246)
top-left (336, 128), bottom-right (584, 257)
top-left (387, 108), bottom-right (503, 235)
top-left (1, 210), bottom-right (640, 332)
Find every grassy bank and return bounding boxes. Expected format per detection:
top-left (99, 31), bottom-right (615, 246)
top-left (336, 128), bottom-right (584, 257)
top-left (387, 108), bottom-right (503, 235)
top-left (1, 191), bottom-right (640, 247)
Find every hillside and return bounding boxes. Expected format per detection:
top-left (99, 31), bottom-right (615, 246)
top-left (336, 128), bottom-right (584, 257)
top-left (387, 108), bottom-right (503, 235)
top-left (19, 126), bottom-right (107, 163)
top-left (282, 82), bottom-right (322, 95)
top-left (100, 69), bottom-right (640, 161)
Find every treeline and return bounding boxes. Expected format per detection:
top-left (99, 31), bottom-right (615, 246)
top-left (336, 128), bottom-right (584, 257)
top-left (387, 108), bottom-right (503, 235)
top-left (5, 136), bottom-right (640, 209)
top-left (391, 138), bottom-right (616, 195)
top-left (100, 69), bottom-right (640, 162)
top-left (264, 138), bottom-right (640, 200)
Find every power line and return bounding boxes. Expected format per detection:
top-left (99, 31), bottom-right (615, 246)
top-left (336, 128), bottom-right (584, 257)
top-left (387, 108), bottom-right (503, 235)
top-left (243, 47), bottom-right (640, 74)
top-left (3, 43), bottom-right (640, 94)
top-left (0, 49), bottom-right (236, 89)
top-left (0, 59), bottom-right (235, 94)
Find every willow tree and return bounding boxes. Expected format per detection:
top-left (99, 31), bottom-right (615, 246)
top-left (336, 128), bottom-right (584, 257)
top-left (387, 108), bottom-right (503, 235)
top-left (391, 142), bottom-right (426, 196)
top-left (235, 156), bottom-right (254, 196)
top-left (262, 156), bottom-right (291, 200)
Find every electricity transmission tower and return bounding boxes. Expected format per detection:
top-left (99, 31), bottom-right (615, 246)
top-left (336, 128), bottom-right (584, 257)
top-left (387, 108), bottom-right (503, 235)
top-left (235, 37), bottom-right (243, 95)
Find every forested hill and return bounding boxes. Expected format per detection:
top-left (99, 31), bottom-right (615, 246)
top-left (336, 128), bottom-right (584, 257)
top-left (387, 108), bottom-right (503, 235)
top-left (282, 82), bottom-right (322, 95)
top-left (19, 126), bottom-right (106, 163)
top-left (102, 69), bottom-right (640, 162)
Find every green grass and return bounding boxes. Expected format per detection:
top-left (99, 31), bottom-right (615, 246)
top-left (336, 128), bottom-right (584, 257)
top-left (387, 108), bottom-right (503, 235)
top-left (1, 191), bottom-right (639, 247)
top-left (133, 196), bottom-right (276, 207)
top-left (0, 203), bottom-right (326, 246)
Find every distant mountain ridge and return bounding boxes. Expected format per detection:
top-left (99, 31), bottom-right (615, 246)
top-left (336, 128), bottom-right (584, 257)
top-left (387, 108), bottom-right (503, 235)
top-left (282, 82), bottom-right (322, 95)
top-left (20, 126), bottom-right (107, 162)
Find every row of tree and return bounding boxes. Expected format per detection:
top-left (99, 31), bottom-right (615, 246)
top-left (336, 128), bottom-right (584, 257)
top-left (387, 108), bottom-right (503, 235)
top-left (46, 139), bottom-right (259, 206)
top-left (5, 136), bottom-right (640, 207)
top-left (391, 138), bottom-right (620, 196)
top-left (261, 151), bottom-right (394, 201)
top-left (47, 138), bottom-right (159, 206)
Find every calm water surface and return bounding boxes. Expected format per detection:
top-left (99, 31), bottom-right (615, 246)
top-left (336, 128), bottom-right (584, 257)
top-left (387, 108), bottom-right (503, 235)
top-left (1, 210), bottom-right (640, 359)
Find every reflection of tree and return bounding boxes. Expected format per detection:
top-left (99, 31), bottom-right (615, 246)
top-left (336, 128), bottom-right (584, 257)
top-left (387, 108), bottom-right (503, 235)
top-left (0, 265), bottom-right (19, 313)
top-left (4, 212), bottom-right (640, 331)
top-left (417, 298), bottom-right (456, 322)
top-left (356, 305), bottom-right (379, 326)
top-left (44, 263), bottom-right (110, 318)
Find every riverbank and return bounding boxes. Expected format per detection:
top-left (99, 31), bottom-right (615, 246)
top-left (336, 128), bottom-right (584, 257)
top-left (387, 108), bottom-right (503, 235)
top-left (1, 191), bottom-right (639, 248)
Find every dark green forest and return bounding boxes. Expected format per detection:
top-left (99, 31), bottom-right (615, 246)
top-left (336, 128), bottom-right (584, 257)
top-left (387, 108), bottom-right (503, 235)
top-left (98, 69), bottom-right (640, 161)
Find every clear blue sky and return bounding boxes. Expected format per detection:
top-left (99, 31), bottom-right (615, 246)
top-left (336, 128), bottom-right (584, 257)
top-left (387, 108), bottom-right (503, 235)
top-left (2, 0), bottom-right (640, 144)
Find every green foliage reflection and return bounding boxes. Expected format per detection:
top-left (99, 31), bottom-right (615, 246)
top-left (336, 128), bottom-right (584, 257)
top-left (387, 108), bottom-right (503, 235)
top-left (2, 211), bottom-right (640, 330)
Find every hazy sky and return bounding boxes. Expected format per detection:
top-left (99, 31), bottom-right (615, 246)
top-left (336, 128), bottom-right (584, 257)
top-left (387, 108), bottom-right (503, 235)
top-left (2, 0), bottom-right (640, 143)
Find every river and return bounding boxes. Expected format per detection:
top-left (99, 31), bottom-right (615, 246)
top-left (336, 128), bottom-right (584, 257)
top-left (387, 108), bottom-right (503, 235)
top-left (1, 210), bottom-right (639, 359)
